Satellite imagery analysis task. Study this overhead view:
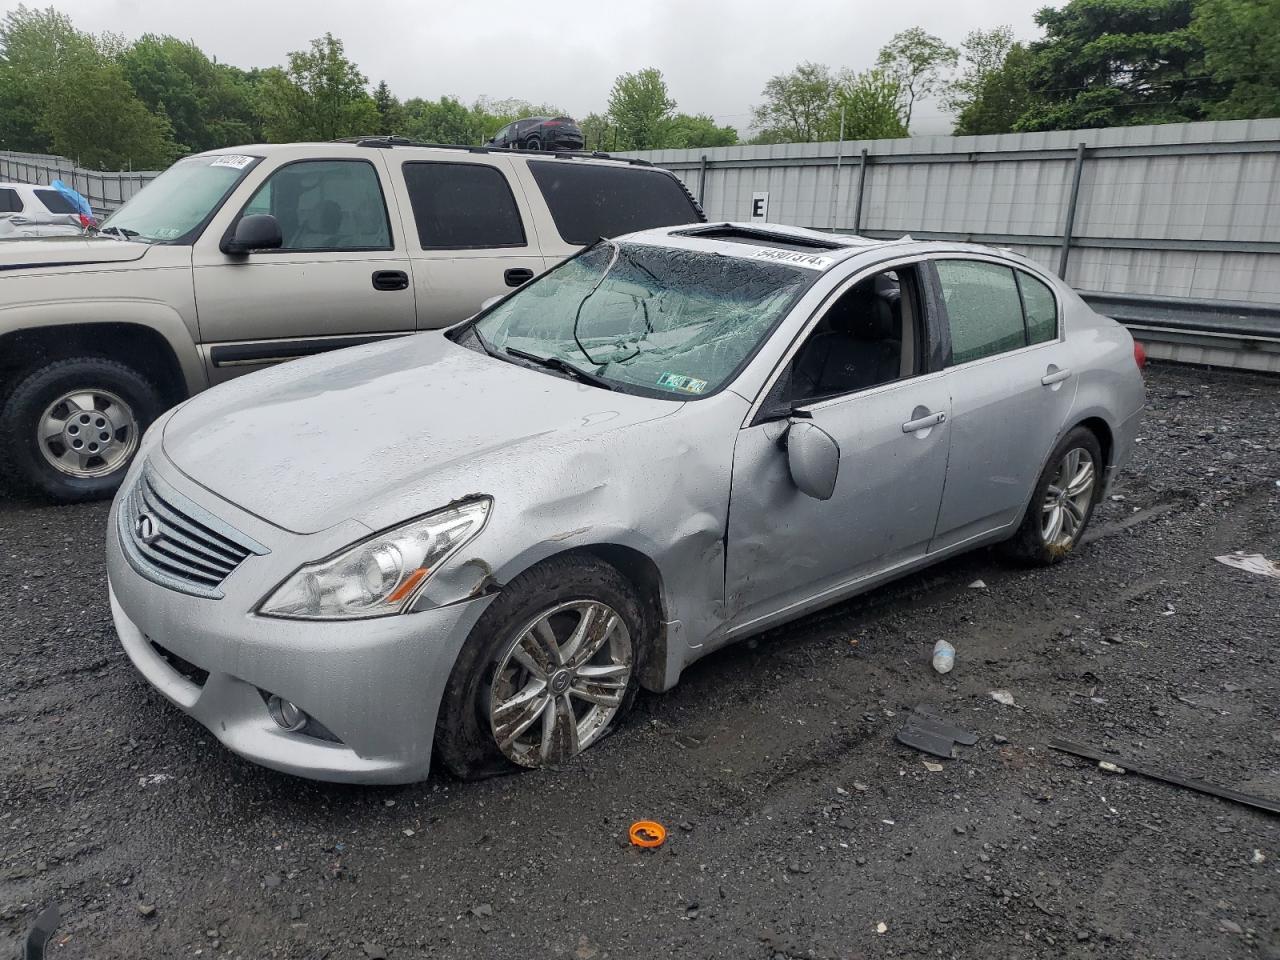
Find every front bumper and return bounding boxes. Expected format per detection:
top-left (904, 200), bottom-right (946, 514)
top-left (106, 457), bottom-right (494, 785)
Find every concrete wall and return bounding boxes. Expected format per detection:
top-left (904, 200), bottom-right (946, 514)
top-left (623, 119), bottom-right (1280, 305)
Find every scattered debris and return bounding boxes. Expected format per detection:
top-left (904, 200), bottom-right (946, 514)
top-left (968, 579), bottom-right (987, 589)
top-left (362, 942), bottom-right (388, 959)
top-left (922, 760), bottom-right (944, 773)
top-left (931, 639), bottom-right (955, 674)
top-left (1098, 761), bottom-right (1126, 775)
top-left (896, 705), bottom-right (978, 759)
top-left (1214, 553), bottom-right (1280, 579)
top-left (470, 903), bottom-right (493, 918)
top-left (574, 935), bottom-right (600, 960)
top-left (876, 921), bottom-right (888, 934)
top-left (402, 828), bottom-right (415, 837)
top-left (989, 690), bottom-right (1016, 707)
top-left (137, 773), bottom-right (173, 787)
top-left (629, 821), bottom-right (667, 848)
top-left (1049, 739), bottom-right (1280, 816)
top-left (1252, 849), bottom-right (1266, 864)
top-left (136, 903), bottom-right (156, 918)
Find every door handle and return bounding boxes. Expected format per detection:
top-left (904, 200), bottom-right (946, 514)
top-left (1041, 367), bottom-right (1072, 386)
top-left (371, 269), bottom-right (409, 291)
top-left (902, 410), bottom-right (946, 434)
top-left (504, 267), bottom-right (534, 287)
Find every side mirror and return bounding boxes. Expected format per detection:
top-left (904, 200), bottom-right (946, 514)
top-left (785, 419), bottom-right (840, 500)
top-left (222, 214), bottom-right (282, 255)
top-left (479, 295), bottom-right (503, 312)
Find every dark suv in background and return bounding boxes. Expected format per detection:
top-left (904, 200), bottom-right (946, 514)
top-left (487, 116), bottom-right (584, 152)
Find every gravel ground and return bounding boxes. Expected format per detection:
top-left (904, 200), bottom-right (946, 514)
top-left (1, 362), bottom-right (1277, 960)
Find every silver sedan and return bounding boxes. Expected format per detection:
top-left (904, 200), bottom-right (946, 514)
top-left (106, 223), bottom-right (1145, 783)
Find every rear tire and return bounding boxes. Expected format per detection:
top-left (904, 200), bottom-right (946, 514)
top-left (523, 136), bottom-right (542, 151)
top-left (435, 555), bottom-right (647, 780)
top-left (0, 357), bottom-right (162, 502)
top-left (1004, 426), bottom-right (1103, 565)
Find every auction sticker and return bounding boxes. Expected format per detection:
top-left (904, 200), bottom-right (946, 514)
top-left (656, 372), bottom-right (708, 394)
top-left (751, 248), bottom-right (834, 270)
top-left (210, 154), bottom-right (255, 170)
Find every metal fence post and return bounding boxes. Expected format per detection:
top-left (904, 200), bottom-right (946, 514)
top-left (697, 155), bottom-right (708, 205)
top-left (1058, 141), bottom-right (1088, 279)
top-left (852, 148), bottom-right (869, 235)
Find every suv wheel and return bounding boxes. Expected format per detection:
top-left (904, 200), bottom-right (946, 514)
top-left (523, 135), bottom-right (542, 151)
top-left (0, 357), bottom-right (162, 502)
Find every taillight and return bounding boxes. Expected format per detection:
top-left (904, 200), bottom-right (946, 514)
top-left (1133, 340), bottom-right (1146, 370)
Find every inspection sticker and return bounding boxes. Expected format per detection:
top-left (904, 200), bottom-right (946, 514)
top-left (656, 372), bottom-right (708, 394)
top-left (209, 154), bottom-right (255, 170)
top-left (751, 247), bottom-right (834, 270)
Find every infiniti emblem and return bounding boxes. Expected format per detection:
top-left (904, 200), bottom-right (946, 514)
top-left (135, 513), bottom-right (161, 545)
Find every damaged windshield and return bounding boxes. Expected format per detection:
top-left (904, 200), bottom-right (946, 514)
top-left (472, 241), bottom-right (813, 398)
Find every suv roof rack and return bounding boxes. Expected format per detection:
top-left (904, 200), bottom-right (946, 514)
top-left (333, 136), bottom-right (653, 166)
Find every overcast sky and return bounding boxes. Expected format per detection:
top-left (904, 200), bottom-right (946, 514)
top-left (21, 0), bottom-right (1051, 135)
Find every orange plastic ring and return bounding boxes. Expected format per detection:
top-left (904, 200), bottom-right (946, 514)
top-left (629, 820), bottom-right (667, 848)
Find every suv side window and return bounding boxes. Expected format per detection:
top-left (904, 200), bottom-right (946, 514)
top-left (34, 189), bottom-right (77, 214)
top-left (0, 188), bottom-right (23, 213)
top-left (1017, 270), bottom-right (1059, 345)
top-left (240, 159), bottom-right (391, 251)
top-left (527, 161), bottom-right (702, 244)
top-left (401, 161), bottom-right (526, 249)
top-left (935, 260), bottom-right (1026, 365)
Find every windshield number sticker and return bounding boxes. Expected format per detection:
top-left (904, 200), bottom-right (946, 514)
top-left (751, 248), bottom-right (833, 270)
top-left (210, 155), bottom-right (255, 170)
top-left (657, 372), bottom-right (708, 395)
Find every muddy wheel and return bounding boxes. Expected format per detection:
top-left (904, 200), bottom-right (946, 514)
top-left (1005, 426), bottom-right (1103, 565)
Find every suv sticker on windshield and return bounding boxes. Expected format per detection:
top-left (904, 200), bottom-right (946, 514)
top-left (656, 372), bottom-right (708, 394)
top-left (210, 155), bottom-right (255, 170)
top-left (751, 248), bottom-right (834, 270)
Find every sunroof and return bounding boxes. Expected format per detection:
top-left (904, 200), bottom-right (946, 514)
top-left (674, 224), bottom-right (843, 252)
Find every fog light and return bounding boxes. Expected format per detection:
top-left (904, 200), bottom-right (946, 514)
top-left (267, 695), bottom-right (307, 732)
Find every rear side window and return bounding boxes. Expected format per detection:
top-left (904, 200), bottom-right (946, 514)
top-left (528, 162), bottom-right (701, 244)
top-left (1017, 270), bottom-right (1058, 345)
top-left (0, 188), bottom-right (22, 213)
top-left (402, 161), bottom-right (526, 249)
top-left (936, 260), bottom-right (1027, 365)
top-left (34, 189), bottom-right (77, 214)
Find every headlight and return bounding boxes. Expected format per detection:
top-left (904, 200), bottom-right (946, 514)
top-left (257, 499), bottom-right (491, 620)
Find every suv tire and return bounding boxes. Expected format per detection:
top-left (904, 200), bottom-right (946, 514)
top-left (435, 554), bottom-right (647, 780)
top-left (0, 357), bottom-right (162, 502)
top-left (523, 135), bottom-right (542, 151)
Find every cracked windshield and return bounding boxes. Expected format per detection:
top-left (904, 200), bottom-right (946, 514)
top-left (474, 242), bottom-right (813, 397)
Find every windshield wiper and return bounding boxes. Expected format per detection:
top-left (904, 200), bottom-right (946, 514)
top-left (505, 346), bottom-right (614, 391)
top-left (98, 225), bottom-right (143, 241)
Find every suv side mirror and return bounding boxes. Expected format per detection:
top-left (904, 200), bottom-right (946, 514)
top-left (222, 214), bottom-right (282, 255)
top-left (784, 419), bottom-right (840, 500)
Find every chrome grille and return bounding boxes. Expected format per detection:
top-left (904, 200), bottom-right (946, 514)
top-left (117, 464), bottom-right (268, 599)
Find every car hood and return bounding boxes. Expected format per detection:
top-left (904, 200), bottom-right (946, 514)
top-left (162, 333), bottom-right (681, 533)
top-left (0, 236), bottom-right (150, 270)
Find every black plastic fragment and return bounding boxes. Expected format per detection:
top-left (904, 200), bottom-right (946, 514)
top-left (895, 705), bottom-right (979, 759)
top-left (896, 726), bottom-right (959, 759)
top-left (22, 904), bottom-right (60, 960)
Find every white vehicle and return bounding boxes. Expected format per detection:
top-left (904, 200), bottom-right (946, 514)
top-left (0, 182), bottom-right (89, 239)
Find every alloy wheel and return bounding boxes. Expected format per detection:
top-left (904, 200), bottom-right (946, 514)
top-left (1041, 446), bottom-right (1095, 549)
top-left (488, 600), bottom-right (632, 767)
top-left (38, 389), bottom-right (139, 479)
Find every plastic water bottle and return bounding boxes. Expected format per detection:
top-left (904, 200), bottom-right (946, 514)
top-left (931, 639), bottom-right (955, 674)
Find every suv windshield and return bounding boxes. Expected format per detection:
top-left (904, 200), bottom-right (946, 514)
top-left (99, 154), bottom-right (259, 243)
top-left (473, 241), bottom-right (814, 398)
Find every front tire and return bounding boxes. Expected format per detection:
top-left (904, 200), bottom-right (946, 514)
top-left (435, 555), bottom-right (647, 780)
top-left (0, 357), bottom-right (162, 502)
top-left (523, 136), bottom-right (542, 151)
top-left (1005, 426), bottom-right (1103, 565)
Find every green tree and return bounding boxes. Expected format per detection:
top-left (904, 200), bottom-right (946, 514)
top-left (606, 68), bottom-right (676, 150)
top-left (256, 33), bottom-right (379, 141)
top-left (834, 68), bottom-right (908, 140)
top-left (1195, 0), bottom-right (1280, 119)
top-left (876, 27), bottom-right (958, 129)
top-left (119, 35), bottom-right (256, 151)
top-left (1015, 0), bottom-right (1211, 131)
top-left (952, 43), bottom-right (1039, 135)
top-left (401, 96), bottom-right (485, 144)
top-left (750, 62), bottom-right (838, 143)
top-left (578, 112), bottom-right (613, 151)
top-left (944, 26), bottom-right (1015, 117)
top-left (371, 80), bottom-right (404, 134)
top-left (662, 113), bottom-right (737, 148)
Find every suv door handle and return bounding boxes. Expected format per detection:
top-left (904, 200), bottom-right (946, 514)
top-left (505, 268), bottom-right (534, 287)
top-left (372, 270), bottom-right (409, 291)
top-left (1041, 367), bottom-right (1072, 386)
top-left (902, 410), bottom-right (947, 434)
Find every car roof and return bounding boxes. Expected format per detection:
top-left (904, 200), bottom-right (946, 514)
top-left (622, 222), bottom-right (1049, 276)
top-left (190, 140), bottom-right (655, 170)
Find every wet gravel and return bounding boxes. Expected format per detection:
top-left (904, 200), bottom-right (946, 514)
top-left (1, 362), bottom-right (1278, 959)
